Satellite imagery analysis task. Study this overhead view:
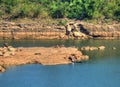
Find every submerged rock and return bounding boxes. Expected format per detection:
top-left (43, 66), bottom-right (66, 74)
top-left (98, 46), bottom-right (105, 50)
top-left (112, 47), bottom-right (116, 50)
top-left (81, 46), bottom-right (106, 51)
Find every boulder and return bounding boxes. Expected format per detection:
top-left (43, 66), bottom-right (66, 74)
top-left (73, 23), bottom-right (80, 32)
top-left (68, 53), bottom-right (89, 63)
top-left (81, 55), bottom-right (89, 61)
top-left (89, 47), bottom-right (98, 51)
top-left (98, 46), bottom-right (105, 50)
top-left (66, 24), bottom-right (72, 33)
top-left (0, 66), bottom-right (5, 72)
top-left (0, 51), bottom-right (3, 56)
top-left (112, 47), bottom-right (116, 50)
top-left (81, 46), bottom-right (105, 51)
top-left (68, 54), bottom-right (76, 62)
top-left (0, 46), bottom-right (16, 57)
top-left (81, 46), bottom-right (90, 51)
top-left (8, 46), bottom-right (16, 52)
top-left (73, 31), bottom-right (84, 37)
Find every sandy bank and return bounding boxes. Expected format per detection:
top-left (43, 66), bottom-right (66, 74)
top-left (0, 47), bottom-right (89, 72)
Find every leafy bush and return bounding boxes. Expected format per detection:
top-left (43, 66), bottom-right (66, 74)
top-left (57, 20), bottom-right (68, 26)
top-left (0, 0), bottom-right (120, 22)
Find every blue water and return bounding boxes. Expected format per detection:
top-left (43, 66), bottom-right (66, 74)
top-left (0, 39), bottom-right (120, 87)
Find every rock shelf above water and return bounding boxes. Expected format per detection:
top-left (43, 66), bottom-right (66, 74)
top-left (1, 21), bottom-right (120, 40)
top-left (0, 46), bottom-right (89, 72)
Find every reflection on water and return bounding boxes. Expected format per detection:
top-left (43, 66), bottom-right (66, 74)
top-left (0, 39), bottom-right (120, 87)
top-left (0, 39), bottom-right (120, 47)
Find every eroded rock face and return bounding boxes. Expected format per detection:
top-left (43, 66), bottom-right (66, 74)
top-left (65, 21), bottom-right (120, 39)
top-left (1, 21), bottom-right (120, 40)
top-left (73, 21), bottom-right (120, 39)
top-left (65, 23), bottom-right (88, 39)
top-left (0, 21), bottom-right (66, 40)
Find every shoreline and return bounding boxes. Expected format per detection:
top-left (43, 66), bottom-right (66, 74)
top-left (0, 46), bottom-right (89, 72)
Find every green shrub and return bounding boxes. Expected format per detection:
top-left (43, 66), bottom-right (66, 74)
top-left (0, 0), bottom-right (119, 22)
top-left (57, 20), bottom-right (68, 26)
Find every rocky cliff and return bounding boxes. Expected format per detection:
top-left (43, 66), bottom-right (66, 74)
top-left (0, 20), bottom-right (120, 39)
top-left (66, 21), bottom-right (120, 39)
top-left (0, 21), bottom-right (66, 39)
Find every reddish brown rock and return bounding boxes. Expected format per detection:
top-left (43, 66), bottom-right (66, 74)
top-left (0, 47), bottom-right (89, 72)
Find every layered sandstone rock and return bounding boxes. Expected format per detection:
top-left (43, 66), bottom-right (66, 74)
top-left (72, 21), bottom-right (120, 39)
top-left (1, 20), bottom-right (119, 39)
top-left (65, 21), bottom-right (120, 39)
top-left (0, 21), bottom-right (66, 39)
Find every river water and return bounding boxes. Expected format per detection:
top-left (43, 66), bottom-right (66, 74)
top-left (0, 39), bottom-right (120, 87)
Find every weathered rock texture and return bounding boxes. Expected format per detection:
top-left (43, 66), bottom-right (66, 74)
top-left (0, 31), bottom-right (67, 39)
top-left (0, 21), bottom-right (67, 39)
top-left (0, 47), bottom-right (89, 72)
top-left (65, 22), bottom-right (89, 39)
top-left (1, 21), bottom-right (120, 39)
top-left (70, 21), bottom-right (120, 39)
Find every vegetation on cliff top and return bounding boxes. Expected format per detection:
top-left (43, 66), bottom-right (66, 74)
top-left (0, 0), bottom-right (120, 22)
